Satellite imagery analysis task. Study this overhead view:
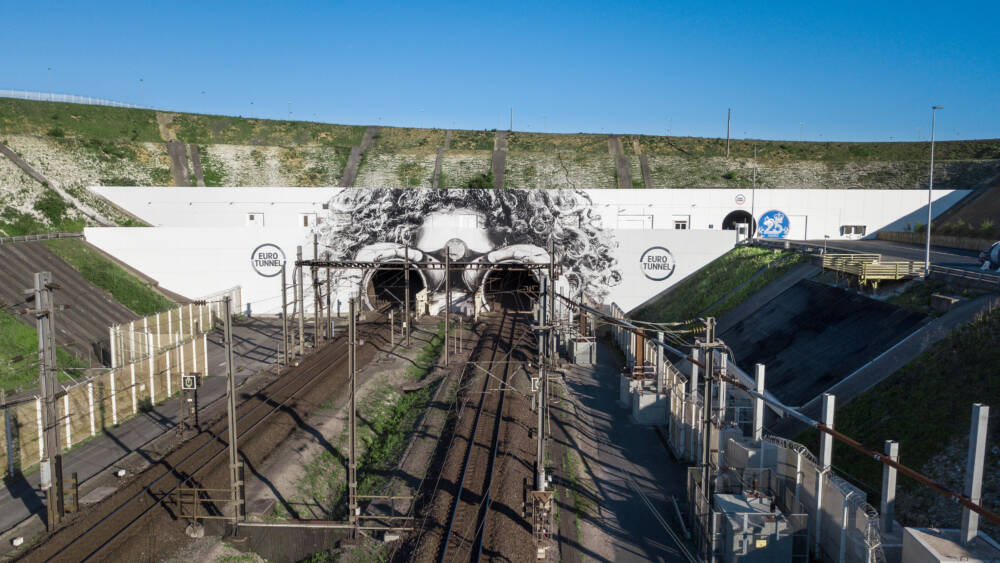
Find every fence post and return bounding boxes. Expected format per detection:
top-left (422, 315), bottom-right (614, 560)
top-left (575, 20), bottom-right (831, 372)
top-left (168, 309), bottom-right (174, 347)
top-left (192, 336), bottom-right (198, 376)
top-left (87, 381), bottom-right (95, 437)
top-left (166, 344), bottom-right (172, 397)
top-left (3, 393), bottom-right (14, 477)
top-left (156, 313), bottom-right (161, 354)
top-left (130, 363), bottom-right (137, 415)
top-left (109, 326), bottom-right (117, 368)
top-left (188, 303), bottom-right (194, 336)
top-left (203, 333), bottom-right (209, 378)
top-left (110, 371), bottom-right (118, 426)
top-left (129, 322), bottom-right (135, 364)
top-left (180, 343), bottom-right (186, 383)
top-left (63, 394), bottom-right (71, 449)
top-left (840, 491), bottom-right (855, 563)
top-left (148, 333), bottom-right (156, 405)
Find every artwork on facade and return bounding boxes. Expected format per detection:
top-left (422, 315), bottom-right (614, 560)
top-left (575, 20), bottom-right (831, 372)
top-left (757, 210), bottom-right (790, 239)
top-left (311, 188), bottom-right (621, 311)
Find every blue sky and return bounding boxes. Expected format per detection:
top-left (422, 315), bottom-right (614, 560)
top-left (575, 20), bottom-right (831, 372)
top-left (1, 1), bottom-right (997, 141)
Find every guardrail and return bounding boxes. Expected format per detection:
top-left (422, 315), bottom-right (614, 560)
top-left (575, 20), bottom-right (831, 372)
top-left (0, 232), bottom-right (84, 245)
top-left (929, 265), bottom-right (1000, 289)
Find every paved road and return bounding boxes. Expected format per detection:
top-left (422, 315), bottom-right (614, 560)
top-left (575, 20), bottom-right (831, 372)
top-left (558, 341), bottom-right (696, 562)
top-left (809, 238), bottom-right (981, 269)
top-left (0, 317), bottom-right (282, 534)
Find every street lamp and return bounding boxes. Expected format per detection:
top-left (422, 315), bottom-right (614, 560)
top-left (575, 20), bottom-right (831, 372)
top-left (925, 105), bottom-right (943, 277)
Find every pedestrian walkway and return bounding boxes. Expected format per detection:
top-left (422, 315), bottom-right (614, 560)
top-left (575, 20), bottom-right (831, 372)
top-left (552, 340), bottom-right (697, 562)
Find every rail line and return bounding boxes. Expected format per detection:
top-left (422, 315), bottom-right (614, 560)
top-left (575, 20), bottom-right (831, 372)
top-left (435, 310), bottom-right (526, 562)
top-left (21, 313), bottom-right (390, 563)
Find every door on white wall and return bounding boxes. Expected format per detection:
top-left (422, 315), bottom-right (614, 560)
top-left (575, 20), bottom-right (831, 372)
top-left (617, 215), bottom-right (653, 229)
top-left (788, 215), bottom-right (808, 240)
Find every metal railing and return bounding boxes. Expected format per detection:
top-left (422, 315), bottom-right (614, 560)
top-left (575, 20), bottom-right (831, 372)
top-left (0, 89), bottom-right (146, 109)
top-left (0, 232), bottom-right (84, 245)
top-left (930, 265), bottom-right (1000, 288)
top-left (821, 253), bottom-right (925, 287)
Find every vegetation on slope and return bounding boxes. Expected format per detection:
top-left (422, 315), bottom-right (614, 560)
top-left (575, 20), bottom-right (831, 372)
top-left (796, 304), bottom-right (1000, 530)
top-left (0, 310), bottom-right (88, 393)
top-left (43, 238), bottom-right (173, 315)
top-left (0, 188), bottom-right (86, 236)
top-left (630, 246), bottom-right (804, 323)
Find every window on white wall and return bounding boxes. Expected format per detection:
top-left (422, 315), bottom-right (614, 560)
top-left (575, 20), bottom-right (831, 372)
top-left (840, 225), bottom-right (867, 239)
top-left (247, 213), bottom-right (264, 228)
top-left (617, 215), bottom-right (653, 229)
top-left (300, 213), bottom-right (318, 227)
top-left (671, 214), bottom-right (690, 230)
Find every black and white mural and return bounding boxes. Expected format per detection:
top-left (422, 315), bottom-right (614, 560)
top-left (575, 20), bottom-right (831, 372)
top-left (312, 188), bottom-right (620, 312)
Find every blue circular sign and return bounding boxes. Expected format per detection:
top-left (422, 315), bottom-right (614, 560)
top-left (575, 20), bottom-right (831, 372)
top-left (757, 210), bottom-right (790, 239)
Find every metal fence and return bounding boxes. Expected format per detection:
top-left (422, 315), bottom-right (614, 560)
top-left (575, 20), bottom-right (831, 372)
top-left (0, 89), bottom-right (145, 109)
top-left (0, 333), bottom-right (207, 478)
top-left (0, 233), bottom-right (84, 245)
top-left (109, 302), bottom-right (213, 368)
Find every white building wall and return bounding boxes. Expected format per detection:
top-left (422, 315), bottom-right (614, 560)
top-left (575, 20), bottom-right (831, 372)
top-left (83, 186), bottom-right (970, 315)
top-left (93, 186), bottom-right (967, 241)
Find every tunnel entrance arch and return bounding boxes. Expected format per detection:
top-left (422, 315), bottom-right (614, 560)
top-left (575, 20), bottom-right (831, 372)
top-left (722, 210), bottom-right (755, 235)
top-left (364, 263), bottom-right (426, 310)
top-left (482, 265), bottom-right (540, 312)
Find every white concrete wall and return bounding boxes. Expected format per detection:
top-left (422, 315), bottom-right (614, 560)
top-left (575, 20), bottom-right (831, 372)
top-left (92, 186), bottom-right (967, 241)
top-left (83, 226), bottom-right (737, 314)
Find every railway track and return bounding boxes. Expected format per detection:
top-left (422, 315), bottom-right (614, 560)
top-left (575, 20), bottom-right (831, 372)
top-left (20, 313), bottom-right (391, 563)
top-left (419, 310), bottom-right (533, 562)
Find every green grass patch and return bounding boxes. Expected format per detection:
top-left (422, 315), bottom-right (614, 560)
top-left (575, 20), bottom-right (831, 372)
top-left (702, 253), bottom-right (807, 319)
top-left (42, 238), bottom-right (173, 315)
top-left (631, 247), bottom-right (799, 323)
top-left (0, 310), bottom-right (88, 393)
top-left (795, 305), bottom-right (1000, 513)
top-left (887, 278), bottom-right (983, 315)
top-left (0, 190), bottom-right (86, 236)
top-left (0, 98), bottom-right (161, 142)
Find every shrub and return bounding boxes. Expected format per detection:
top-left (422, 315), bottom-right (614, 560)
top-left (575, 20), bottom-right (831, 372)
top-left (46, 127), bottom-right (65, 138)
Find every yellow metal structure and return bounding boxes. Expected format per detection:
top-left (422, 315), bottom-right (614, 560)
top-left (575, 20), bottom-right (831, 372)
top-left (822, 253), bottom-right (925, 288)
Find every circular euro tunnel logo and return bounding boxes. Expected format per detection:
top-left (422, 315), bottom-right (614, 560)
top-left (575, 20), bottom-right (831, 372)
top-left (640, 246), bottom-right (676, 281)
top-left (251, 243), bottom-right (286, 277)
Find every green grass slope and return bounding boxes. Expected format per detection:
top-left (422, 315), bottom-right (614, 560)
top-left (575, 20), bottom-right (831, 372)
top-left (43, 238), bottom-right (173, 315)
top-left (796, 304), bottom-right (1000, 531)
top-left (0, 310), bottom-right (88, 393)
top-left (630, 247), bottom-right (805, 323)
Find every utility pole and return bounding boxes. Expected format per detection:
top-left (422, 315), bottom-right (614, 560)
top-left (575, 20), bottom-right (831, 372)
top-left (700, 317), bottom-right (717, 562)
top-left (404, 244), bottom-right (411, 347)
top-left (548, 241), bottom-right (556, 366)
top-left (297, 246), bottom-right (305, 356)
top-left (312, 235), bottom-right (320, 347)
top-left (532, 295), bottom-right (554, 559)
top-left (726, 108), bottom-right (731, 157)
top-left (325, 253), bottom-right (332, 341)
top-left (444, 252), bottom-right (450, 365)
top-left (347, 298), bottom-right (358, 537)
top-left (33, 272), bottom-right (64, 530)
top-left (223, 296), bottom-right (243, 523)
top-left (281, 265), bottom-right (289, 365)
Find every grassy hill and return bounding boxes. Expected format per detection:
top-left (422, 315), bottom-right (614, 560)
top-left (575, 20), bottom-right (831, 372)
top-left (796, 303), bottom-right (1000, 535)
top-left (1, 96), bottom-right (999, 234)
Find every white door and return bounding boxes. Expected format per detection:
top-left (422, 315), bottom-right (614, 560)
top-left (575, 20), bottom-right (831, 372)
top-left (787, 215), bottom-right (808, 240)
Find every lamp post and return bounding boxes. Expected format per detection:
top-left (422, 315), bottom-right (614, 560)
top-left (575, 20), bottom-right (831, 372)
top-left (925, 105), bottom-right (943, 277)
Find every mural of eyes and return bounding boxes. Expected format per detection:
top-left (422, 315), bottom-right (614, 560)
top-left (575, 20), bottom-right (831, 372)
top-left (318, 188), bottom-right (620, 301)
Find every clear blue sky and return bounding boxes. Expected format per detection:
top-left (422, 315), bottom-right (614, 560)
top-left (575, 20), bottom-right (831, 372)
top-left (2, 1), bottom-right (997, 141)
